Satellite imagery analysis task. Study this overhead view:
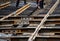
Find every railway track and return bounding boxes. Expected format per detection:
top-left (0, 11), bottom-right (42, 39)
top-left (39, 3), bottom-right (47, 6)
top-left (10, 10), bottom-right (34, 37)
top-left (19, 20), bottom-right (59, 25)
top-left (0, 0), bottom-right (60, 41)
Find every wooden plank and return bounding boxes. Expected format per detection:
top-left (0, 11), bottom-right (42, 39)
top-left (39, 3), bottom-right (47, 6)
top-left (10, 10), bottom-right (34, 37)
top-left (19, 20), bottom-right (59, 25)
top-left (0, 35), bottom-right (60, 38)
top-left (0, 20), bottom-right (15, 25)
top-left (0, 14), bottom-right (60, 20)
top-left (0, 24), bottom-right (13, 26)
top-left (29, 19), bottom-right (60, 21)
top-left (31, 14), bottom-right (60, 18)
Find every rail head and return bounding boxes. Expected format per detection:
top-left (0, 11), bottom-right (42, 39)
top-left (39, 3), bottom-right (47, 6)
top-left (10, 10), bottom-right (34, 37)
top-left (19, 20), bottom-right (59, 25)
top-left (0, 2), bottom-right (11, 9)
top-left (0, 2), bottom-right (10, 6)
top-left (14, 3), bottom-right (31, 16)
top-left (28, 0), bottom-right (60, 41)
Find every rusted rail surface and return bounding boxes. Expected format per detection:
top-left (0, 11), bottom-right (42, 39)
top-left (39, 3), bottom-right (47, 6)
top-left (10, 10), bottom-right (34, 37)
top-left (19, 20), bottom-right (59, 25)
top-left (0, 3), bottom-right (30, 20)
top-left (0, 2), bottom-right (11, 9)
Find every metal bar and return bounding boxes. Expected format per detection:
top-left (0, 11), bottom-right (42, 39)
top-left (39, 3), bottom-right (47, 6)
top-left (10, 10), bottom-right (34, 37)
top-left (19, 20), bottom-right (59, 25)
top-left (28, 0), bottom-right (60, 41)
top-left (0, 3), bottom-right (30, 20)
top-left (0, 2), bottom-right (11, 9)
top-left (14, 3), bottom-right (30, 16)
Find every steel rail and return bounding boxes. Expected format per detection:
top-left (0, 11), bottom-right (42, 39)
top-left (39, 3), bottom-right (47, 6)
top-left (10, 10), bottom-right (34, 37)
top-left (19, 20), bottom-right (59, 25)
top-left (28, 0), bottom-right (60, 41)
top-left (0, 2), bottom-right (11, 9)
top-left (0, 3), bottom-right (30, 20)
